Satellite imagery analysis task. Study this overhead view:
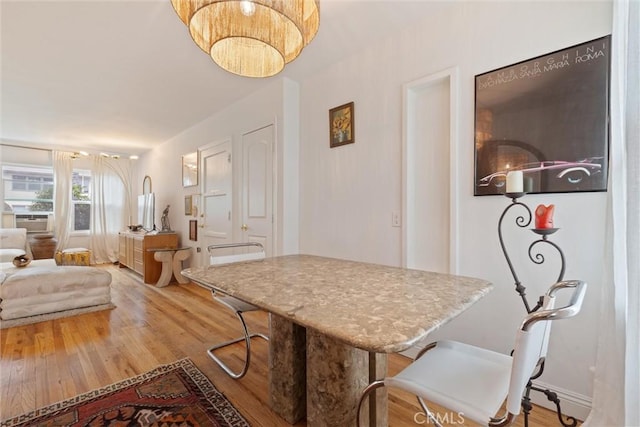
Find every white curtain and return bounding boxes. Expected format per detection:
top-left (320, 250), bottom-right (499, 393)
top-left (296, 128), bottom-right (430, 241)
top-left (584, 0), bottom-right (640, 425)
top-left (90, 156), bottom-right (132, 264)
top-left (52, 151), bottom-right (74, 250)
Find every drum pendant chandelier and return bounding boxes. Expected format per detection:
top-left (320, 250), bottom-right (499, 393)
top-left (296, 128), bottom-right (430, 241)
top-left (170, 0), bottom-right (320, 78)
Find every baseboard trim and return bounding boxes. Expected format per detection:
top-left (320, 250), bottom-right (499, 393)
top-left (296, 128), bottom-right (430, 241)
top-left (529, 379), bottom-right (592, 423)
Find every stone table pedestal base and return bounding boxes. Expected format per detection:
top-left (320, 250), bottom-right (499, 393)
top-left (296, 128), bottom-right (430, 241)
top-left (307, 329), bottom-right (388, 427)
top-left (269, 314), bottom-right (307, 424)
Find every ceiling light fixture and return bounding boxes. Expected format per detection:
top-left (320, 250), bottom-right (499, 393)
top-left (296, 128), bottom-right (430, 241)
top-left (70, 151), bottom-right (89, 159)
top-left (99, 152), bottom-right (121, 159)
top-left (239, 0), bottom-right (256, 16)
top-left (170, 0), bottom-right (320, 78)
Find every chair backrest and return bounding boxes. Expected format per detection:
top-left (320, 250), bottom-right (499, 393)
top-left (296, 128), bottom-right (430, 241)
top-left (505, 280), bottom-right (587, 416)
top-left (208, 242), bottom-right (265, 266)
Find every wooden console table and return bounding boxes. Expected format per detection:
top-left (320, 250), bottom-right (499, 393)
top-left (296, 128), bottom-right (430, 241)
top-left (118, 231), bottom-right (178, 284)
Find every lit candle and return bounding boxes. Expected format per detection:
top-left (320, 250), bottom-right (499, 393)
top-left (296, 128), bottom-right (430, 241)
top-left (506, 171), bottom-right (523, 193)
top-left (535, 204), bottom-right (555, 229)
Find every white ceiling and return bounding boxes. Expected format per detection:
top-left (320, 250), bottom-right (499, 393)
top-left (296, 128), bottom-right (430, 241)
top-left (1, 0), bottom-right (434, 156)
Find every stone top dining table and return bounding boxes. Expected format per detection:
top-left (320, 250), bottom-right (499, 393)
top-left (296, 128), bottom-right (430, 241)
top-left (182, 254), bottom-right (493, 426)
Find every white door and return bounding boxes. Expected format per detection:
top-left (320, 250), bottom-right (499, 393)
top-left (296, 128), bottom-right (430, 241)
top-left (241, 125), bottom-right (274, 257)
top-left (199, 140), bottom-right (232, 266)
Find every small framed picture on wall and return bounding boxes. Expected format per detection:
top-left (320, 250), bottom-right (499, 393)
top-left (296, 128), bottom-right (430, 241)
top-left (329, 102), bottom-right (355, 148)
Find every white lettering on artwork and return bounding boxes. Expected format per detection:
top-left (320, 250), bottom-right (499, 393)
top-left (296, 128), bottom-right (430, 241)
top-left (477, 39), bottom-right (608, 91)
top-left (519, 61), bottom-right (542, 78)
top-left (575, 44), bottom-right (606, 63)
top-left (544, 53), bottom-right (570, 72)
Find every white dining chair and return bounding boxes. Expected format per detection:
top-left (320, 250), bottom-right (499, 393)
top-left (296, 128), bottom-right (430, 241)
top-left (356, 279), bottom-right (587, 427)
top-left (206, 242), bottom-right (269, 379)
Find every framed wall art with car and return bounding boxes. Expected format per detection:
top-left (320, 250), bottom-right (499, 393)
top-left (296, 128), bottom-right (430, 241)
top-left (474, 36), bottom-right (611, 196)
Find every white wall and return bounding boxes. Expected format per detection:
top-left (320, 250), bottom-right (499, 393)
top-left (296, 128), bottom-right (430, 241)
top-left (298, 1), bottom-right (611, 418)
top-left (138, 78), bottom-right (300, 266)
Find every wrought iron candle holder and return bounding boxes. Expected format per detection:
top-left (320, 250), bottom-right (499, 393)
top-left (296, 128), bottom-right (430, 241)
top-left (498, 192), bottom-right (577, 427)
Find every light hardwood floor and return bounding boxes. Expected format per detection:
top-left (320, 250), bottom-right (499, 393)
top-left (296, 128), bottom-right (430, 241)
top-left (0, 264), bottom-right (574, 426)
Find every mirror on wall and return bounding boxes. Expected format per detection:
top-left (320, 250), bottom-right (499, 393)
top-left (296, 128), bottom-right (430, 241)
top-left (138, 193), bottom-right (155, 231)
top-left (143, 175), bottom-right (152, 195)
top-left (182, 152), bottom-right (198, 187)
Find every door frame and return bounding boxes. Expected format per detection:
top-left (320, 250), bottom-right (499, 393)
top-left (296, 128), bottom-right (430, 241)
top-left (402, 66), bottom-right (460, 273)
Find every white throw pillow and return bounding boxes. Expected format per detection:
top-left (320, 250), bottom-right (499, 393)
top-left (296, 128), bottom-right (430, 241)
top-left (0, 249), bottom-right (27, 262)
top-left (0, 229), bottom-right (27, 250)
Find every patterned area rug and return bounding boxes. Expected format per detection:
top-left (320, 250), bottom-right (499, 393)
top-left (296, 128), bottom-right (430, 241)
top-left (0, 358), bottom-right (249, 427)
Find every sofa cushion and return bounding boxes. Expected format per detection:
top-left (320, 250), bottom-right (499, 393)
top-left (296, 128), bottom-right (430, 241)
top-left (0, 249), bottom-right (27, 263)
top-left (0, 261), bottom-right (113, 321)
top-left (0, 265), bottom-right (112, 300)
top-left (0, 259), bottom-right (55, 277)
top-left (0, 287), bottom-right (111, 320)
top-left (0, 228), bottom-right (27, 250)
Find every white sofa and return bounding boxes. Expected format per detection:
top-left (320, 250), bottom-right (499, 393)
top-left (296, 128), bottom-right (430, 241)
top-left (0, 228), bottom-right (32, 262)
top-left (0, 259), bottom-right (112, 321)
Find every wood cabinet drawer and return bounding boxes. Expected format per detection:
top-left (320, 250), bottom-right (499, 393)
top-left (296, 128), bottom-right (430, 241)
top-left (118, 232), bottom-right (178, 284)
top-left (134, 260), bottom-right (144, 275)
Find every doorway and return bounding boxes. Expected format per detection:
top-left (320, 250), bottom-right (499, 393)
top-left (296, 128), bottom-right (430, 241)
top-left (403, 67), bottom-right (459, 274)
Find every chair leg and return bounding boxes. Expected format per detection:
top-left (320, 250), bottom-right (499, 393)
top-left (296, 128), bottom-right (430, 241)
top-left (207, 310), bottom-right (269, 379)
top-left (417, 397), bottom-right (444, 427)
top-left (356, 380), bottom-right (385, 427)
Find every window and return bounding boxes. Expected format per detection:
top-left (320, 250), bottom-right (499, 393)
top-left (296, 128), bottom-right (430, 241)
top-left (10, 173), bottom-right (53, 192)
top-left (2, 165), bottom-right (54, 213)
top-left (72, 170), bottom-right (91, 231)
top-left (11, 175), bottom-right (26, 191)
top-left (2, 164), bottom-right (92, 231)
